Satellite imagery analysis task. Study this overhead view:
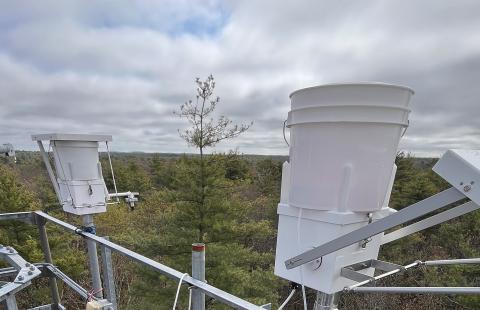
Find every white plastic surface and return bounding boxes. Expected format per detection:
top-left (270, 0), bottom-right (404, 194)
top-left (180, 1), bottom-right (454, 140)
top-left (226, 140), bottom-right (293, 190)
top-left (274, 162), bottom-right (397, 293)
top-left (52, 141), bottom-right (102, 181)
top-left (274, 205), bottom-right (393, 293)
top-left (32, 133), bottom-right (112, 142)
top-left (33, 133), bottom-right (109, 215)
top-left (287, 83), bottom-right (413, 212)
top-left (433, 149), bottom-right (480, 205)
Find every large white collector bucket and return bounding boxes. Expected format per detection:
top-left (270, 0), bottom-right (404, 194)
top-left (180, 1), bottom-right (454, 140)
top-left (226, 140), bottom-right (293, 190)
top-left (287, 83), bottom-right (413, 212)
top-left (53, 141), bottom-right (102, 181)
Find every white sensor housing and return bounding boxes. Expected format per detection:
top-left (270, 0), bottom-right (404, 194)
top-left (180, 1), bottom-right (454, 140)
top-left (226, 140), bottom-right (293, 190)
top-left (32, 133), bottom-right (112, 215)
top-left (275, 83), bottom-right (414, 293)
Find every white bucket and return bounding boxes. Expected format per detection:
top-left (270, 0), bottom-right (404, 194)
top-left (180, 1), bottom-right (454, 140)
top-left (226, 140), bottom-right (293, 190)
top-left (287, 83), bottom-right (413, 212)
top-left (52, 141), bottom-right (102, 181)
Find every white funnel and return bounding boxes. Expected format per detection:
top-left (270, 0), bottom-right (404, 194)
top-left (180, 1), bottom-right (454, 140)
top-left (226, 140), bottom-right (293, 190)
top-left (287, 83), bottom-right (413, 212)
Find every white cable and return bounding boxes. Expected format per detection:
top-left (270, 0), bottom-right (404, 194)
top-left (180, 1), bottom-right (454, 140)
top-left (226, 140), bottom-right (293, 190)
top-left (278, 289), bottom-right (296, 310)
top-left (188, 286), bottom-right (193, 310)
top-left (173, 273), bottom-right (189, 310)
top-left (297, 208), bottom-right (308, 310)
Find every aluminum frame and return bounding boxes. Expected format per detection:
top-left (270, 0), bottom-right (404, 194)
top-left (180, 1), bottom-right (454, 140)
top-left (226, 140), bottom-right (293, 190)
top-left (0, 211), bottom-right (264, 310)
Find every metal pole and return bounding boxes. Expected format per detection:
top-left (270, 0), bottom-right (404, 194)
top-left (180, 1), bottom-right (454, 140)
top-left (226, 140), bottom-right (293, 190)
top-left (191, 243), bottom-right (206, 310)
top-left (82, 214), bottom-right (103, 299)
top-left (424, 258), bottom-right (480, 266)
top-left (314, 292), bottom-right (338, 310)
top-left (351, 287), bottom-right (480, 294)
top-left (100, 236), bottom-right (118, 309)
top-left (4, 295), bottom-right (18, 310)
top-left (36, 216), bottom-right (61, 308)
top-left (36, 141), bottom-right (62, 204)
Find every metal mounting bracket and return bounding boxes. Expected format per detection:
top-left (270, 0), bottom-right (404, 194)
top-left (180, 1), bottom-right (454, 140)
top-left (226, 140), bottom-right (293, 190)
top-left (340, 259), bottom-right (403, 283)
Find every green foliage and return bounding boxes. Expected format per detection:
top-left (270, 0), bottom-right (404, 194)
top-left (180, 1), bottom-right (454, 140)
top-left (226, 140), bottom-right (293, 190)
top-left (3, 146), bottom-right (480, 309)
top-left (0, 165), bottom-right (41, 261)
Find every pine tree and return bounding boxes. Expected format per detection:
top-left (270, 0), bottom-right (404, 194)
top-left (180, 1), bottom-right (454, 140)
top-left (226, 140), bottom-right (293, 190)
top-left (127, 76), bottom-right (279, 308)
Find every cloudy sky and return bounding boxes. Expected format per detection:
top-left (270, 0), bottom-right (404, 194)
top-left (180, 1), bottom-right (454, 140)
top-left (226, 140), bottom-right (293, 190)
top-left (1, 1), bottom-right (479, 156)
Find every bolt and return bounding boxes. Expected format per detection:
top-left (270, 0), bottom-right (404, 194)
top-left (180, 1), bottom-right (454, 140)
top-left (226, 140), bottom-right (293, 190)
top-left (464, 185), bottom-right (472, 192)
top-left (9, 248), bottom-right (14, 253)
top-left (471, 181), bottom-right (475, 185)
top-left (30, 266), bottom-right (35, 271)
top-left (25, 263), bottom-right (30, 267)
top-left (28, 270), bottom-right (33, 275)
top-left (17, 275), bottom-right (24, 281)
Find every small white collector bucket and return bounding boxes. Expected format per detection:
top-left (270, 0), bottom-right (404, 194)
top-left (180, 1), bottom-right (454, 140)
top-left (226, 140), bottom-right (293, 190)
top-left (287, 83), bottom-right (414, 212)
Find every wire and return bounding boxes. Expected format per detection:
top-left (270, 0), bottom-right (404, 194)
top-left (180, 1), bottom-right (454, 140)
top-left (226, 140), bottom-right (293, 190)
top-left (401, 120), bottom-right (410, 137)
top-left (106, 141), bottom-right (119, 202)
top-left (173, 273), bottom-right (189, 310)
top-left (283, 119), bottom-right (290, 146)
top-left (188, 286), bottom-right (193, 310)
top-left (278, 289), bottom-right (296, 310)
top-left (86, 287), bottom-right (103, 302)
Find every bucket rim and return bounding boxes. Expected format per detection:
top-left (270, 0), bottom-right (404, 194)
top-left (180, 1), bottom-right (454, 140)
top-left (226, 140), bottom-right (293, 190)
top-left (289, 82), bottom-right (415, 98)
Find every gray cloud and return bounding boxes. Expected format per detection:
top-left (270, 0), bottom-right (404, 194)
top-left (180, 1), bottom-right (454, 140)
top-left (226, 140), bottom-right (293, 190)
top-left (1, 0), bottom-right (480, 156)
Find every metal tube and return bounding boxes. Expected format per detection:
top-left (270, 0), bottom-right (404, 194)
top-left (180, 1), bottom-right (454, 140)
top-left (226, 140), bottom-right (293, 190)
top-left (43, 264), bottom-right (97, 301)
top-left (35, 211), bottom-right (262, 310)
top-left (382, 201), bottom-right (480, 244)
top-left (81, 215), bottom-right (103, 299)
top-left (313, 292), bottom-right (338, 310)
top-left (424, 258), bottom-right (480, 266)
top-left (108, 192), bottom-right (139, 198)
top-left (100, 237), bottom-right (118, 309)
top-left (36, 141), bottom-right (62, 204)
top-left (351, 287), bottom-right (480, 295)
top-left (4, 295), bottom-right (18, 310)
top-left (36, 216), bottom-right (61, 308)
top-left (191, 243), bottom-right (206, 310)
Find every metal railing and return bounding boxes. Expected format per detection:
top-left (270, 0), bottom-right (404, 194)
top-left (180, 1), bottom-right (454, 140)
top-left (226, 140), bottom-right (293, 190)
top-left (0, 211), bottom-right (265, 310)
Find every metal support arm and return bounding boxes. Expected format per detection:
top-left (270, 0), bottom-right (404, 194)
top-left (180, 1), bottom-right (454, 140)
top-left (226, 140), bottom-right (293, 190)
top-left (382, 201), bottom-right (480, 244)
top-left (285, 188), bottom-right (465, 269)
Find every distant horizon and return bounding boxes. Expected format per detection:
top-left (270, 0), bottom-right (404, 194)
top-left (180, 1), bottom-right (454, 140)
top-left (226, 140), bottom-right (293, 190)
top-left (14, 148), bottom-right (440, 159)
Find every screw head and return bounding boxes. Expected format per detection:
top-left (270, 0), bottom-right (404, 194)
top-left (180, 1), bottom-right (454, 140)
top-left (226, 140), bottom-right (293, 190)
top-left (464, 185), bottom-right (472, 192)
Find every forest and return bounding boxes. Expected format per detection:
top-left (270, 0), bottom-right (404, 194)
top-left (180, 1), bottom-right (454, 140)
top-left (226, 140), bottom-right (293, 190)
top-left (1, 150), bottom-right (479, 309)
